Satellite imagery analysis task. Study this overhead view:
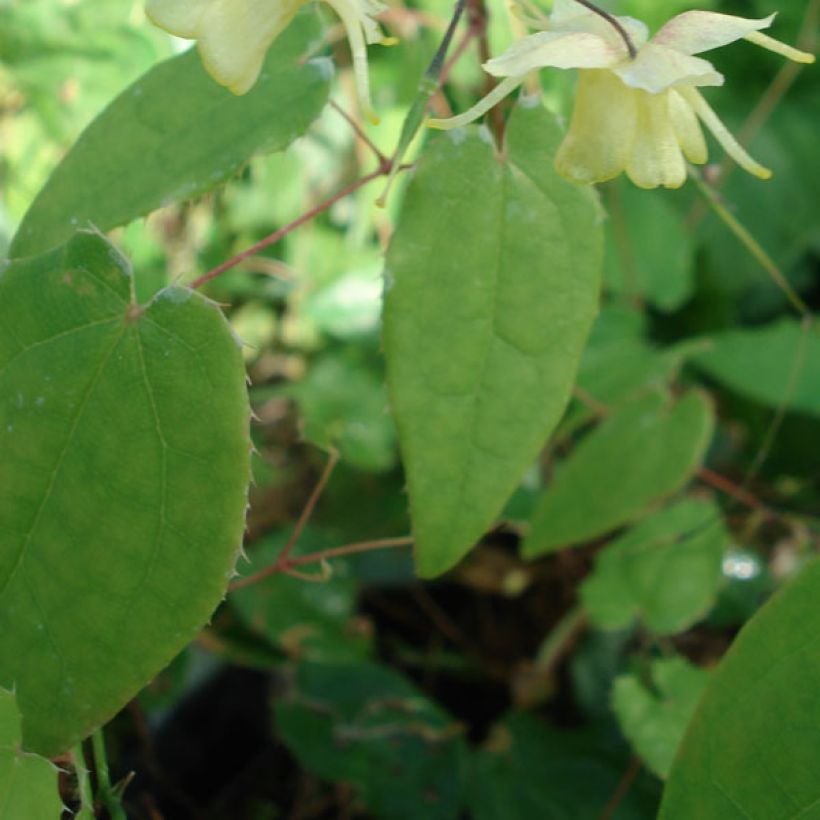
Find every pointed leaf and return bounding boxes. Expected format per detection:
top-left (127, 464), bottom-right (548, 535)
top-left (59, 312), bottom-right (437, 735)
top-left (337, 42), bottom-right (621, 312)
top-left (384, 103), bottom-right (602, 577)
top-left (694, 318), bottom-right (820, 417)
top-left (523, 390), bottom-right (714, 557)
top-left (613, 657), bottom-right (709, 779)
top-left (10, 14), bottom-right (330, 258)
top-left (0, 689), bottom-right (61, 819)
top-left (581, 498), bottom-right (727, 635)
top-left (0, 231), bottom-right (250, 755)
top-left (661, 559), bottom-right (820, 819)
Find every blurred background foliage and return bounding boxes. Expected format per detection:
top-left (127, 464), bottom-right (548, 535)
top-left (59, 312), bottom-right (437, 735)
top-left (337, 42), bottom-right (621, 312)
top-left (1, 0), bottom-right (818, 816)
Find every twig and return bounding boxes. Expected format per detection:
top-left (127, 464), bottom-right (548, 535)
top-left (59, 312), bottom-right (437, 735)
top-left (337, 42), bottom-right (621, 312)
top-left (696, 467), bottom-right (767, 513)
top-left (599, 756), bottom-right (642, 820)
top-left (190, 162), bottom-right (391, 289)
top-left (280, 450), bottom-right (340, 568)
top-left (229, 536), bottom-right (413, 591)
top-left (329, 99), bottom-right (388, 164)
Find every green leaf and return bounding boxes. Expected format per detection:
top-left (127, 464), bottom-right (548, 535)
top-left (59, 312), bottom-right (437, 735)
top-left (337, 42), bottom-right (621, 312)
top-left (523, 390), bottom-right (714, 558)
top-left (581, 498), bottom-right (727, 635)
top-left (694, 319), bottom-right (820, 417)
top-left (276, 661), bottom-right (468, 819)
top-left (9, 13), bottom-right (330, 258)
top-left (613, 657), bottom-right (709, 779)
top-left (0, 689), bottom-right (62, 819)
top-left (287, 352), bottom-right (397, 472)
top-left (577, 306), bottom-right (700, 409)
top-left (469, 712), bottom-right (660, 819)
top-left (384, 103), bottom-right (602, 577)
top-left (603, 181), bottom-right (695, 312)
top-left (661, 558), bottom-right (820, 819)
top-left (0, 231), bottom-right (250, 755)
top-left (231, 529), bottom-right (370, 661)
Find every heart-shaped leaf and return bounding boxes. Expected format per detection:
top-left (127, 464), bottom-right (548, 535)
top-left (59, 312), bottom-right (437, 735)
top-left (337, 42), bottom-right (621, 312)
top-left (0, 231), bottom-right (250, 755)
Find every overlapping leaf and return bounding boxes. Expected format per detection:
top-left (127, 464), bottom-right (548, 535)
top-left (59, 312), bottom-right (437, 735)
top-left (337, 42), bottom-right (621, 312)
top-left (661, 559), bottom-right (820, 819)
top-left (524, 390), bottom-right (714, 557)
top-left (384, 103), bottom-right (602, 577)
top-left (0, 689), bottom-right (61, 819)
top-left (10, 14), bottom-right (330, 258)
top-left (694, 319), bottom-right (820, 417)
top-left (581, 498), bottom-right (727, 635)
top-left (0, 231), bottom-right (250, 755)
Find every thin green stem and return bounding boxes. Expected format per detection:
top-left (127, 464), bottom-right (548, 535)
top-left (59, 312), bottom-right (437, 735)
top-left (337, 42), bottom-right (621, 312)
top-left (689, 169), bottom-right (811, 318)
top-left (73, 744), bottom-right (94, 819)
top-left (92, 728), bottom-right (126, 820)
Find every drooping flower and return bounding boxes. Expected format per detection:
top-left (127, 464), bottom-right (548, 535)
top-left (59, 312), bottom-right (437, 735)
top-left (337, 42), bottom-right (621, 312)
top-left (146, 0), bottom-right (390, 121)
top-left (429, 0), bottom-right (815, 189)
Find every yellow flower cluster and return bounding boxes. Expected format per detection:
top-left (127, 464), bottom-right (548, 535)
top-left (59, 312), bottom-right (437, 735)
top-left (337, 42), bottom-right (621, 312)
top-left (145, 0), bottom-right (814, 188)
top-left (431, 0), bottom-right (814, 188)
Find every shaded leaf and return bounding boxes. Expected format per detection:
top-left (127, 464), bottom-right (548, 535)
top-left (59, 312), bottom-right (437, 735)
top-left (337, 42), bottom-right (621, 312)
top-left (0, 231), bottom-right (250, 755)
top-left (523, 390), bottom-right (714, 557)
top-left (613, 657), bottom-right (709, 779)
top-left (603, 181), bottom-right (695, 312)
top-left (694, 319), bottom-right (820, 417)
top-left (231, 529), bottom-right (370, 661)
top-left (469, 712), bottom-right (660, 819)
top-left (276, 661), bottom-right (467, 820)
top-left (384, 102), bottom-right (602, 577)
top-left (661, 558), bottom-right (820, 819)
top-left (10, 14), bottom-right (330, 258)
top-left (581, 498), bottom-right (727, 635)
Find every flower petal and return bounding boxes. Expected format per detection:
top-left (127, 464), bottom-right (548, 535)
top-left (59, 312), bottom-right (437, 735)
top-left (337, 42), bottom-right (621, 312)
top-left (484, 30), bottom-right (621, 77)
top-left (181, 0), bottom-right (305, 94)
top-left (615, 43), bottom-right (722, 94)
top-left (678, 86), bottom-right (772, 179)
top-left (744, 31), bottom-right (816, 64)
top-left (625, 91), bottom-right (686, 189)
top-left (427, 76), bottom-right (525, 130)
top-left (668, 89), bottom-right (707, 165)
top-left (550, 0), bottom-right (591, 24)
top-left (145, 0), bottom-right (211, 37)
top-left (654, 11), bottom-right (775, 55)
top-left (554, 69), bottom-right (638, 185)
top-left (325, 0), bottom-right (385, 122)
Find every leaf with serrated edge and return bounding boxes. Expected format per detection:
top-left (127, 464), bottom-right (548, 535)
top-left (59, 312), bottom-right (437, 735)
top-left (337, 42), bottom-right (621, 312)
top-left (0, 689), bottom-right (62, 819)
top-left (10, 14), bottom-right (330, 259)
top-left (0, 231), bottom-right (250, 755)
top-left (523, 390), bottom-right (713, 558)
top-left (661, 558), bottom-right (820, 819)
top-left (384, 103), bottom-right (602, 578)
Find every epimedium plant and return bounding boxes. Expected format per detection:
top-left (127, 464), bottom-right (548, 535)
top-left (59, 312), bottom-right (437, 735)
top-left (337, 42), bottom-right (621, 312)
top-left (0, 0), bottom-right (817, 816)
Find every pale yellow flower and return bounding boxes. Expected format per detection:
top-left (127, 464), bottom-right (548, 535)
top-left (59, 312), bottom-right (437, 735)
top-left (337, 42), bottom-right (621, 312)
top-left (430, 0), bottom-right (814, 188)
top-left (146, 0), bottom-right (389, 121)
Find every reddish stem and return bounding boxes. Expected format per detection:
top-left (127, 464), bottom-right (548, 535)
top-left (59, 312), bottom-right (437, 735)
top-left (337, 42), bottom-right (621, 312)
top-left (190, 162), bottom-right (391, 290)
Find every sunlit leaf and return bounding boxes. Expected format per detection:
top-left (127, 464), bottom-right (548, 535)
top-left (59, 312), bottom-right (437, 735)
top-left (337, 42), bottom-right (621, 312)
top-left (10, 14), bottom-right (330, 258)
top-left (523, 390), bottom-right (714, 557)
top-left (613, 657), bottom-right (709, 779)
top-left (581, 498), bottom-right (727, 635)
top-left (384, 103), bottom-right (602, 577)
top-left (0, 689), bottom-right (61, 819)
top-left (0, 231), bottom-right (250, 755)
top-left (661, 559), bottom-right (820, 819)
